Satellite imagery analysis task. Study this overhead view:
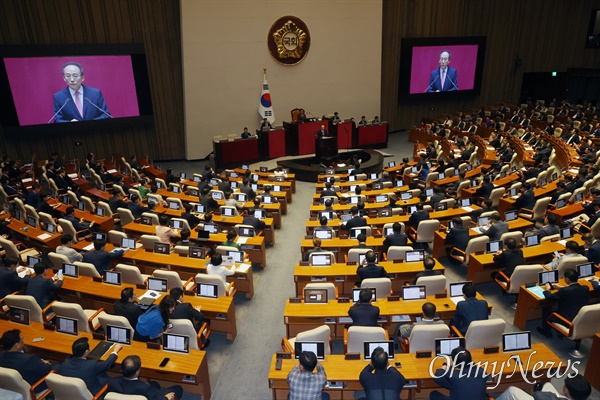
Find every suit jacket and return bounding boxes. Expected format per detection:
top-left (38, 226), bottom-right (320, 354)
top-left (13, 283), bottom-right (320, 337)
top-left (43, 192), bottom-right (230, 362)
top-left (450, 297), bottom-right (488, 335)
top-left (348, 303), bottom-right (380, 327)
top-left (83, 249), bottom-right (120, 275)
top-left (432, 366), bottom-right (488, 400)
top-left (482, 221), bottom-right (509, 241)
top-left (127, 202), bottom-right (150, 219)
top-left (514, 190), bottom-right (535, 211)
top-left (108, 196), bottom-right (127, 213)
top-left (0, 266), bottom-right (30, 298)
top-left (446, 226), bottom-right (470, 251)
top-left (427, 67), bottom-right (458, 92)
top-left (0, 351), bottom-right (52, 387)
top-left (543, 283), bottom-right (590, 321)
top-left (342, 216), bottom-right (367, 231)
top-left (317, 129), bottom-right (329, 139)
top-left (493, 248), bottom-right (524, 277)
top-left (242, 215), bottom-right (266, 231)
top-left (181, 212), bottom-right (201, 229)
top-left (356, 264), bottom-right (387, 282)
top-left (64, 214), bottom-right (89, 232)
top-left (383, 233), bottom-right (408, 248)
top-left (114, 300), bottom-right (143, 329)
top-left (25, 275), bottom-right (62, 309)
top-left (409, 210), bottom-right (429, 230)
top-left (52, 86), bottom-right (110, 123)
top-left (55, 354), bottom-right (118, 394)
top-left (171, 302), bottom-right (204, 328)
top-left (320, 189), bottom-right (338, 198)
top-left (536, 224), bottom-right (560, 240)
top-left (412, 269), bottom-right (442, 285)
top-left (586, 240), bottom-right (600, 265)
top-left (107, 376), bottom-right (167, 400)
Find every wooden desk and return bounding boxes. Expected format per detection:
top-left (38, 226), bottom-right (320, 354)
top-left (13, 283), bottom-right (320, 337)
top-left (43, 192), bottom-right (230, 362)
top-left (233, 168), bottom-right (296, 193)
top-left (268, 343), bottom-right (560, 400)
top-left (59, 275), bottom-right (238, 342)
top-left (547, 203), bottom-right (585, 223)
top-left (300, 237), bottom-right (385, 264)
top-left (0, 320), bottom-right (211, 399)
top-left (585, 333), bottom-right (600, 390)
top-left (293, 260), bottom-right (444, 296)
top-left (513, 273), bottom-right (600, 330)
top-left (7, 219), bottom-right (62, 251)
top-left (121, 223), bottom-right (267, 268)
top-left (467, 235), bottom-right (584, 284)
top-left (283, 294), bottom-right (490, 339)
top-left (52, 203), bottom-right (115, 232)
top-left (122, 248), bottom-right (254, 299)
top-left (432, 218), bottom-right (534, 260)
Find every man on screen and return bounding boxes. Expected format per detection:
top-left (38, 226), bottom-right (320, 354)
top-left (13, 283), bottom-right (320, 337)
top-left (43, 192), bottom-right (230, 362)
top-left (427, 50), bottom-right (458, 92)
top-left (52, 62), bottom-right (111, 122)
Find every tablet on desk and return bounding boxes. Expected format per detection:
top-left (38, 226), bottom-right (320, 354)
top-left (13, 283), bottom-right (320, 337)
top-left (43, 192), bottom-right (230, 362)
top-left (147, 277), bottom-right (168, 292)
top-left (538, 270), bottom-right (558, 285)
top-left (55, 316), bottom-right (78, 335)
top-left (449, 281), bottom-right (471, 299)
top-left (304, 288), bottom-right (328, 304)
top-left (486, 240), bottom-right (502, 254)
top-left (577, 262), bottom-right (594, 279)
top-left (435, 338), bottom-right (465, 356)
top-left (525, 235), bottom-right (540, 247)
top-left (294, 342), bottom-right (325, 359)
top-left (502, 331), bottom-right (531, 352)
top-left (505, 210), bottom-right (518, 222)
top-left (8, 307), bottom-right (30, 326)
top-left (62, 263), bottom-right (79, 278)
top-left (310, 254), bottom-right (332, 267)
top-left (364, 340), bottom-right (394, 359)
top-left (121, 237), bottom-right (137, 250)
top-left (560, 227), bottom-right (573, 240)
top-left (405, 250), bottom-right (424, 263)
top-left (353, 288), bottom-right (376, 302)
top-left (314, 229), bottom-right (332, 240)
top-left (163, 333), bottom-right (190, 354)
top-left (197, 283), bottom-right (218, 298)
top-left (107, 325), bottom-right (131, 345)
top-left (402, 285), bottom-right (426, 300)
top-left (103, 271), bottom-right (121, 285)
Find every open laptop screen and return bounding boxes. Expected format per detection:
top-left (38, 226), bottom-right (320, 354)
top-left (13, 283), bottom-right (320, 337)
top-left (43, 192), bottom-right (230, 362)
top-left (577, 263), bottom-right (594, 278)
top-left (525, 235), bottom-right (539, 247)
top-left (103, 271), bottom-right (121, 285)
top-left (405, 250), bottom-right (424, 263)
top-left (147, 277), bottom-right (168, 292)
top-left (538, 270), bottom-right (558, 285)
top-left (310, 254), bottom-right (332, 266)
top-left (314, 229), bottom-right (332, 240)
top-left (121, 237), bottom-right (136, 250)
top-left (486, 240), bottom-right (502, 254)
top-left (449, 281), bottom-right (471, 298)
top-left (62, 263), bottom-right (78, 278)
top-left (353, 288), bottom-right (376, 302)
top-left (505, 210), bottom-right (518, 222)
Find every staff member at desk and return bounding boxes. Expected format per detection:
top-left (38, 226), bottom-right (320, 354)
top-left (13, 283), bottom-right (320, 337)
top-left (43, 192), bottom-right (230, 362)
top-left (537, 268), bottom-right (590, 339)
top-left (358, 347), bottom-right (406, 400)
top-left (341, 206), bottom-right (367, 231)
top-left (348, 288), bottom-right (380, 327)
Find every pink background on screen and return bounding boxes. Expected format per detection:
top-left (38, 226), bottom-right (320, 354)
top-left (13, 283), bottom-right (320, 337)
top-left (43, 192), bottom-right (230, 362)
top-left (409, 45), bottom-right (478, 94)
top-left (4, 55), bottom-right (140, 126)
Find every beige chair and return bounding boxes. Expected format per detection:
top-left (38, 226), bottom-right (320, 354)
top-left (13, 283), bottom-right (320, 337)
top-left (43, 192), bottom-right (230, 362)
top-left (384, 246), bottom-right (413, 261)
top-left (166, 197), bottom-right (184, 211)
top-left (349, 226), bottom-right (372, 238)
top-left (44, 371), bottom-right (107, 400)
top-left (438, 198), bottom-right (455, 209)
top-left (51, 301), bottom-right (106, 333)
top-left (73, 261), bottom-right (101, 278)
top-left (1, 294), bottom-right (53, 323)
top-left (24, 205), bottom-right (39, 225)
top-left (154, 178), bottom-right (167, 189)
top-left (344, 326), bottom-right (388, 354)
top-left (416, 275), bottom-right (447, 295)
top-left (141, 212), bottom-right (159, 225)
top-left (489, 187), bottom-right (505, 208)
top-left (346, 248), bottom-right (371, 263)
top-left (104, 393), bottom-right (147, 400)
top-left (13, 198), bottom-right (26, 216)
top-left (153, 269), bottom-right (195, 291)
top-left (518, 196), bottom-right (551, 222)
top-left (108, 230), bottom-right (128, 246)
top-left (48, 252), bottom-right (71, 270)
top-left (128, 188), bottom-right (141, 199)
top-left (540, 234), bottom-right (559, 243)
top-left (80, 196), bottom-right (95, 213)
top-left (0, 367), bottom-right (49, 400)
top-left (555, 255), bottom-right (589, 279)
top-left (453, 318), bottom-right (506, 350)
top-left (0, 237), bottom-right (40, 264)
top-left (400, 324), bottom-right (450, 353)
top-left (407, 219), bottom-right (440, 249)
top-left (308, 251), bottom-right (336, 266)
top-left (58, 218), bottom-right (88, 242)
top-left (117, 208), bottom-right (135, 226)
top-left (456, 180), bottom-right (471, 198)
top-left (450, 235), bottom-right (488, 265)
top-left (147, 193), bottom-right (164, 205)
top-left (494, 264), bottom-right (544, 308)
top-left (303, 282), bottom-right (338, 300)
top-left (499, 231), bottom-right (523, 244)
top-left (234, 224), bottom-right (258, 237)
top-left (195, 273), bottom-right (236, 297)
top-left (208, 190), bottom-right (225, 202)
top-left (115, 264), bottom-right (150, 286)
top-left (547, 304), bottom-right (600, 358)
top-left (170, 319), bottom-right (211, 350)
top-left (215, 245), bottom-right (242, 256)
top-left (422, 172), bottom-right (439, 189)
top-left (282, 325), bottom-right (332, 355)
top-left (38, 212), bottom-right (56, 227)
top-left (98, 314), bottom-right (134, 333)
top-left (219, 205), bottom-right (239, 217)
top-left (140, 234), bottom-right (161, 250)
top-left (66, 190), bottom-right (79, 206)
top-left (361, 278), bottom-right (392, 299)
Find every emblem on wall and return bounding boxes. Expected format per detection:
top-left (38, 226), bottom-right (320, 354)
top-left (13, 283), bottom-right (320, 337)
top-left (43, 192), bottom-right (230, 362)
top-left (268, 16), bottom-right (311, 66)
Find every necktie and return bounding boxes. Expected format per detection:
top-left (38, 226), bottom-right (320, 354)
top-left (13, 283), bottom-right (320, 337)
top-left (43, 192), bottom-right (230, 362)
top-left (75, 91), bottom-right (83, 117)
top-left (441, 70), bottom-right (446, 89)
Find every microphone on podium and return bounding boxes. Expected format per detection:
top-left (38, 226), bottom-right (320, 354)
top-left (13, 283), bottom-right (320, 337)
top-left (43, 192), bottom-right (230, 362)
top-left (84, 98), bottom-right (112, 118)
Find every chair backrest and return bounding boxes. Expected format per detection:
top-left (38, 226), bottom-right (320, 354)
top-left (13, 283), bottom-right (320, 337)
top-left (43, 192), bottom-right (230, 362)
top-left (347, 248), bottom-right (370, 263)
top-left (408, 324), bottom-right (450, 353)
top-left (153, 269), bottom-right (184, 290)
top-left (464, 318), bottom-right (506, 350)
top-left (506, 264), bottom-right (545, 294)
top-left (108, 230), bottom-right (128, 246)
top-left (571, 304), bottom-right (600, 340)
top-left (499, 231), bottom-right (523, 244)
top-left (98, 313), bottom-right (134, 333)
top-left (4, 295), bottom-right (44, 323)
top-left (128, 188), bottom-right (141, 199)
top-left (556, 255), bottom-right (589, 279)
top-left (385, 246), bottom-right (413, 261)
top-left (66, 191), bottom-right (79, 206)
top-left (233, 224), bottom-right (254, 236)
top-left (166, 197), bottom-right (184, 210)
top-left (532, 197), bottom-right (551, 219)
top-left (38, 212), bottom-right (55, 227)
top-left (349, 226), bottom-right (371, 238)
top-left (416, 275), bottom-right (447, 295)
top-left (456, 180), bottom-right (471, 197)
top-left (424, 172), bottom-right (439, 188)
top-left (489, 187), bottom-right (505, 207)
top-left (215, 245), bottom-right (243, 256)
top-left (0, 237), bottom-right (21, 259)
top-left (295, 325), bottom-right (331, 355)
top-left (304, 283), bottom-right (337, 300)
top-left (141, 212), bottom-right (159, 225)
top-left (140, 235), bottom-right (161, 250)
top-left (80, 196), bottom-right (95, 213)
top-left (115, 264), bottom-right (146, 285)
top-left (464, 236), bottom-right (489, 264)
top-left (220, 206), bottom-right (239, 216)
top-left (57, 219), bottom-right (77, 240)
top-left (415, 220), bottom-right (440, 243)
top-left (540, 234), bottom-right (559, 243)
top-left (147, 193), bottom-right (164, 205)
top-left (52, 301), bottom-right (97, 333)
top-left (195, 274), bottom-right (230, 297)
top-left (0, 367), bottom-right (33, 400)
top-left (48, 252), bottom-right (70, 270)
top-left (117, 208), bottom-right (135, 226)
top-left (13, 198), bottom-right (26, 215)
top-left (346, 326), bottom-right (387, 354)
top-left (361, 278), bottom-right (391, 299)
top-left (95, 201), bottom-right (112, 218)
top-left (308, 251), bottom-right (336, 266)
top-left (73, 261), bottom-right (101, 278)
top-left (439, 198), bottom-right (455, 208)
top-left (45, 372), bottom-right (93, 400)
top-left (24, 205), bottom-right (39, 222)
top-left (170, 319), bottom-right (200, 350)
top-left (104, 393), bottom-right (148, 400)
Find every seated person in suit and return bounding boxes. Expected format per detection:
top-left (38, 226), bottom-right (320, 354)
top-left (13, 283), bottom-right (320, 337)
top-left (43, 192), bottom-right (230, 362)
top-left (176, 228), bottom-right (195, 247)
top-left (359, 347), bottom-right (406, 400)
top-left (127, 194), bottom-right (150, 219)
top-left (537, 268), bottom-right (590, 338)
top-left (64, 206), bottom-right (94, 237)
top-left (527, 213), bottom-right (559, 240)
top-left (492, 237), bottom-right (525, 281)
top-left (55, 337), bottom-right (121, 395)
top-left (497, 374), bottom-right (591, 400)
top-left (26, 262), bottom-right (63, 309)
top-left (480, 212), bottom-right (508, 241)
top-left (582, 232), bottom-right (600, 265)
top-left (304, 237), bottom-right (324, 262)
top-left (0, 329), bottom-right (52, 389)
top-left (372, 116), bottom-right (381, 125)
top-left (358, 116), bottom-right (368, 126)
top-left (408, 202), bottom-right (429, 231)
top-left (449, 283), bottom-right (488, 336)
top-left (83, 240), bottom-right (124, 276)
top-left (547, 240), bottom-right (581, 271)
top-left (169, 288), bottom-right (210, 346)
top-left (411, 256), bottom-right (441, 285)
top-left (320, 181), bottom-right (338, 198)
top-left (181, 203), bottom-right (201, 229)
top-left (430, 347), bottom-right (488, 400)
top-left (242, 208), bottom-right (266, 232)
top-left (314, 216), bottom-right (334, 236)
top-left (0, 256), bottom-right (31, 299)
top-left (108, 355), bottom-right (183, 400)
top-left (356, 251), bottom-right (387, 283)
top-left (341, 206), bottom-right (367, 231)
top-left (348, 288), bottom-right (380, 327)
top-left (241, 127), bottom-right (251, 139)
top-left (429, 185), bottom-right (446, 207)
top-left (445, 217), bottom-right (470, 261)
top-left (351, 233), bottom-right (372, 251)
top-left (114, 287), bottom-right (143, 329)
top-left (221, 229), bottom-right (242, 251)
top-left (199, 187), bottom-right (219, 212)
top-left (398, 302), bottom-right (446, 342)
top-left (514, 182), bottom-right (535, 212)
top-left (56, 234), bottom-right (84, 263)
top-left (383, 222), bottom-right (408, 251)
top-left (108, 188), bottom-right (127, 213)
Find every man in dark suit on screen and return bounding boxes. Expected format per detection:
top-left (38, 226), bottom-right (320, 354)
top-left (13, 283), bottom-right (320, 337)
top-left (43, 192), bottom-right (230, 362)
top-left (427, 50), bottom-right (458, 92)
top-left (52, 62), bottom-right (111, 123)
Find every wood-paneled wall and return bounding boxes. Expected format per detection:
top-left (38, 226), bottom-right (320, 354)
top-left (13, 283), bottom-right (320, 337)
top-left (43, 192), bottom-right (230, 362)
top-left (382, 0), bottom-right (600, 132)
top-left (0, 0), bottom-right (184, 162)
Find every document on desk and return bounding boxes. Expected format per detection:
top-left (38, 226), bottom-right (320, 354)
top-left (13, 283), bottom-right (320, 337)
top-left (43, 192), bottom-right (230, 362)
top-left (558, 240), bottom-right (567, 246)
top-left (236, 237), bottom-right (248, 245)
top-left (526, 286), bottom-right (546, 299)
top-left (68, 173), bottom-right (78, 179)
top-left (138, 290), bottom-right (161, 301)
top-left (450, 296), bottom-right (464, 305)
top-left (107, 169), bottom-right (117, 174)
top-left (391, 315), bottom-right (411, 323)
top-left (461, 206), bottom-right (474, 212)
top-left (17, 267), bottom-right (34, 278)
top-left (37, 233), bottom-right (52, 240)
top-left (471, 227), bottom-right (482, 234)
top-left (83, 243), bottom-right (95, 251)
top-left (236, 263), bottom-right (251, 273)
top-left (511, 195), bottom-right (519, 199)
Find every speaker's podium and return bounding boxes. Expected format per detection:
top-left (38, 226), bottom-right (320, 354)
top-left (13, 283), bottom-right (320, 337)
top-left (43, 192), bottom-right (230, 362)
top-left (315, 136), bottom-right (338, 161)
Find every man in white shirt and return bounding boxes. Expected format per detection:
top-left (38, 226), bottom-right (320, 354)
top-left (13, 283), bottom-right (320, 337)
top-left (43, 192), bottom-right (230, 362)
top-left (56, 234), bottom-right (83, 263)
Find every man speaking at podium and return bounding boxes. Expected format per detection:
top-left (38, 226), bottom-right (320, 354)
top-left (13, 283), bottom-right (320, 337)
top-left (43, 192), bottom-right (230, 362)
top-left (52, 62), bottom-right (111, 123)
top-left (427, 50), bottom-right (458, 92)
top-left (317, 124), bottom-right (329, 139)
